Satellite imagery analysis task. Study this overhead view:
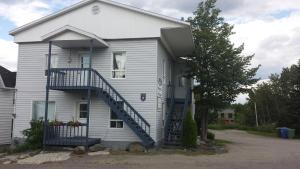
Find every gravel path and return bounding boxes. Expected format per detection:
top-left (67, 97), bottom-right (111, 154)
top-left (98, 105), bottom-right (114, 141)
top-left (1, 130), bottom-right (300, 169)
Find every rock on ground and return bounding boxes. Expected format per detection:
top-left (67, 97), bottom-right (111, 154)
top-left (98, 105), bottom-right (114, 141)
top-left (73, 146), bottom-right (85, 155)
top-left (89, 144), bottom-right (105, 152)
top-left (17, 152), bottom-right (71, 165)
top-left (127, 142), bottom-right (146, 152)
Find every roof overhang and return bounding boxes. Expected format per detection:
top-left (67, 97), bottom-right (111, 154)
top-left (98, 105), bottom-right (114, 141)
top-left (161, 27), bottom-right (194, 59)
top-left (41, 25), bottom-right (109, 48)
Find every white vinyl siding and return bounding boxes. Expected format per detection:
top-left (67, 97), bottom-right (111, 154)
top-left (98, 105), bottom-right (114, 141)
top-left (15, 39), bottom-right (158, 142)
top-left (0, 89), bottom-right (14, 145)
top-left (156, 41), bottom-right (172, 142)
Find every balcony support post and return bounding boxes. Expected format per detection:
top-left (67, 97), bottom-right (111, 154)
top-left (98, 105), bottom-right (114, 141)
top-left (85, 39), bottom-right (93, 150)
top-left (43, 41), bottom-right (52, 149)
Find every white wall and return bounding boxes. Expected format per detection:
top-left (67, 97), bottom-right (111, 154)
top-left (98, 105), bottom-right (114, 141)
top-left (13, 1), bottom-right (184, 43)
top-left (156, 41), bottom-right (173, 142)
top-left (0, 89), bottom-right (14, 145)
top-left (14, 39), bottom-right (158, 142)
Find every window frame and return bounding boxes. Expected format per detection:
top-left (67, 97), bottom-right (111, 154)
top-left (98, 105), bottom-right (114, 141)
top-left (78, 102), bottom-right (88, 119)
top-left (109, 109), bottom-right (124, 129)
top-left (45, 54), bottom-right (58, 76)
top-left (111, 51), bottom-right (127, 79)
top-left (31, 100), bottom-right (56, 121)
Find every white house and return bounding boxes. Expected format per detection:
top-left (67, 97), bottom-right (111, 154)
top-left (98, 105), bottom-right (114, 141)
top-left (0, 66), bottom-right (16, 145)
top-left (10, 0), bottom-right (194, 149)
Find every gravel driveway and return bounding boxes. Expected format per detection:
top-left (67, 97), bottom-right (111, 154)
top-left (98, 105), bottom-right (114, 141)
top-left (2, 130), bottom-right (300, 169)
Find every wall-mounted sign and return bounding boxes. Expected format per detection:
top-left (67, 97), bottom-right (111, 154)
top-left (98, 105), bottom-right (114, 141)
top-left (141, 93), bottom-right (146, 101)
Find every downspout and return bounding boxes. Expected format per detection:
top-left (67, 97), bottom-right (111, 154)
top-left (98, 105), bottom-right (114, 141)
top-left (86, 39), bottom-right (93, 150)
top-left (43, 41), bottom-right (52, 149)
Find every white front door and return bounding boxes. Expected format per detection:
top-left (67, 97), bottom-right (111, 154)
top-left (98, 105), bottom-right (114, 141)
top-left (79, 54), bottom-right (90, 86)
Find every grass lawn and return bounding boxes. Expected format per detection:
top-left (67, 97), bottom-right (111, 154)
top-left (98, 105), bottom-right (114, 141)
top-left (214, 139), bottom-right (232, 147)
top-left (209, 123), bottom-right (278, 138)
top-left (246, 131), bottom-right (277, 138)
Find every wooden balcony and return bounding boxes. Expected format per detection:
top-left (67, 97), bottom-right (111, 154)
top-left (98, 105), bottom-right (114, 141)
top-left (44, 122), bottom-right (100, 146)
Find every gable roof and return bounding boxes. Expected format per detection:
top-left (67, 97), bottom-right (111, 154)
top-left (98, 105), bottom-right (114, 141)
top-left (0, 66), bottom-right (16, 88)
top-left (9, 0), bottom-right (190, 35)
top-left (41, 25), bottom-right (109, 48)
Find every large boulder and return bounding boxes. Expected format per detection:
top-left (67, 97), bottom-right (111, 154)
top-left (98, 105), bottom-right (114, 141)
top-left (127, 142), bottom-right (146, 152)
top-left (73, 146), bottom-right (85, 155)
top-left (89, 144), bottom-right (105, 152)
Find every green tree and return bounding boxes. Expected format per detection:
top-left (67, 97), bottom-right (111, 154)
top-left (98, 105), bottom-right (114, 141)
top-left (187, 0), bottom-right (259, 140)
top-left (182, 110), bottom-right (198, 148)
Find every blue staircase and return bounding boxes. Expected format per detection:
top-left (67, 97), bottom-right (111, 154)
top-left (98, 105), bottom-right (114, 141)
top-left (48, 68), bottom-right (155, 147)
top-left (164, 89), bottom-right (190, 146)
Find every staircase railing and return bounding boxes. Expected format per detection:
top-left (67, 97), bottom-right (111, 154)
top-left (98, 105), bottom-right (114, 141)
top-left (49, 68), bottom-right (151, 136)
top-left (164, 85), bottom-right (175, 141)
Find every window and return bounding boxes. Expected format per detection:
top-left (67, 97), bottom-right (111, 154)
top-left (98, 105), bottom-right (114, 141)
top-left (45, 54), bottom-right (58, 69)
top-left (178, 76), bottom-right (185, 87)
top-left (112, 52), bottom-right (126, 78)
top-left (228, 113), bottom-right (233, 119)
top-left (45, 54), bottom-right (58, 76)
top-left (79, 103), bottom-right (88, 119)
top-left (32, 101), bottom-right (55, 121)
top-left (110, 110), bottom-right (123, 128)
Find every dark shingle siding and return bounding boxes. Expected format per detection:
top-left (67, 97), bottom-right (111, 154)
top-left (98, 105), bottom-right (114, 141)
top-left (0, 66), bottom-right (16, 88)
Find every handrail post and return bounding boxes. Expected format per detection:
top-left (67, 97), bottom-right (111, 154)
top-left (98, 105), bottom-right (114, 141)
top-left (43, 41), bottom-right (52, 149)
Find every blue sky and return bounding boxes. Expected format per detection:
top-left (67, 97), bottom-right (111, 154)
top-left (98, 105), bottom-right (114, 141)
top-left (0, 0), bottom-right (300, 103)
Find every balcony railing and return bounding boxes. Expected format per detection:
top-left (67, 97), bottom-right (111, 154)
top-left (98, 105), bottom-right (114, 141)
top-left (44, 122), bottom-right (100, 146)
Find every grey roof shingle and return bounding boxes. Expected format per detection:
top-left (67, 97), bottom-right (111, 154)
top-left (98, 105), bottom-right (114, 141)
top-left (0, 66), bottom-right (16, 88)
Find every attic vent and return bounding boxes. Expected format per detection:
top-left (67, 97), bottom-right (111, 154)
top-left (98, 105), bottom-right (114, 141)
top-left (92, 5), bottom-right (100, 15)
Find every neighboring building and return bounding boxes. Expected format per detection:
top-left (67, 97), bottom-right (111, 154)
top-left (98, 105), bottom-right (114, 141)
top-left (0, 66), bottom-right (16, 145)
top-left (10, 0), bottom-right (194, 149)
top-left (218, 108), bottom-right (235, 124)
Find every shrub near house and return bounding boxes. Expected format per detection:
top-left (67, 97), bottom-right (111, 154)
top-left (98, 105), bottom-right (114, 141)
top-left (182, 110), bottom-right (197, 148)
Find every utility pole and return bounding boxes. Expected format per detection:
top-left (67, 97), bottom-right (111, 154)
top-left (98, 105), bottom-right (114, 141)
top-left (251, 88), bottom-right (259, 127)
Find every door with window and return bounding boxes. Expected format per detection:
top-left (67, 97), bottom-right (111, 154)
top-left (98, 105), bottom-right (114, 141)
top-left (79, 54), bottom-right (90, 86)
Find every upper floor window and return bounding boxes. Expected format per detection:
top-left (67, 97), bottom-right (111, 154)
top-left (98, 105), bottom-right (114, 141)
top-left (112, 52), bottom-right (126, 78)
top-left (45, 54), bottom-right (58, 69)
top-left (45, 54), bottom-right (58, 76)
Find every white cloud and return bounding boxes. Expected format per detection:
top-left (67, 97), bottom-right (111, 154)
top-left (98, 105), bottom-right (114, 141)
top-left (0, 39), bottom-right (18, 71)
top-left (0, 1), bottom-right (51, 27)
top-left (217, 0), bottom-right (300, 21)
top-left (231, 11), bottom-right (300, 78)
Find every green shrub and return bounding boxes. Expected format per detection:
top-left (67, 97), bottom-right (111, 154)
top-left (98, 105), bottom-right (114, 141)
top-left (21, 120), bottom-right (44, 150)
top-left (207, 131), bottom-right (215, 140)
top-left (182, 110), bottom-right (198, 148)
